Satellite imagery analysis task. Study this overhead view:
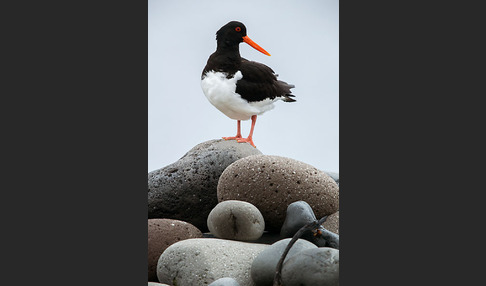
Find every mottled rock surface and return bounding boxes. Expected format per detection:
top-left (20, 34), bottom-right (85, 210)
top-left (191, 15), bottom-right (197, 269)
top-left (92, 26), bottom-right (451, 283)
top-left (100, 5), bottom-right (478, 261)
top-left (148, 219), bottom-right (203, 281)
top-left (218, 155), bottom-right (339, 231)
top-left (148, 139), bottom-right (262, 231)
top-left (281, 248), bottom-right (339, 286)
top-left (157, 238), bottom-right (268, 286)
top-left (208, 200), bottom-right (265, 241)
top-left (251, 238), bottom-right (317, 286)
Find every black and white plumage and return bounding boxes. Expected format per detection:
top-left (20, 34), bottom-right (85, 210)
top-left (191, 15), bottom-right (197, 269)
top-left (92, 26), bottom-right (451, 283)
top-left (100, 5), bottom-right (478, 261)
top-left (201, 21), bottom-right (296, 147)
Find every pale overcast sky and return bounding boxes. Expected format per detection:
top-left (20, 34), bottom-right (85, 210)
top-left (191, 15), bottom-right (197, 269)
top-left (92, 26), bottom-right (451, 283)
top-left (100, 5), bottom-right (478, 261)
top-left (148, 0), bottom-right (339, 173)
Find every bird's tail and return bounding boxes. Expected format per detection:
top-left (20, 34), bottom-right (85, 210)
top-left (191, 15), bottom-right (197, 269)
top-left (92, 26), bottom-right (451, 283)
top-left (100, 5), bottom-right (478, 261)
top-left (282, 93), bottom-right (296, 102)
top-left (278, 80), bottom-right (296, 102)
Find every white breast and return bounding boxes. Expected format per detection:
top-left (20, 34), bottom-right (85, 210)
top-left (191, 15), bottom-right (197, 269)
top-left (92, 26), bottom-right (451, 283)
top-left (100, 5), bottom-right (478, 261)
top-left (201, 70), bottom-right (276, 121)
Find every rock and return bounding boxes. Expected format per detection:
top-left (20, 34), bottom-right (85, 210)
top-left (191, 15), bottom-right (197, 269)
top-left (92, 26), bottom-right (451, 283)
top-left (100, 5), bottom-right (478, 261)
top-left (217, 155), bottom-right (339, 231)
top-left (148, 139), bottom-right (262, 231)
top-left (148, 219), bottom-right (203, 282)
top-left (322, 211), bottom-right (339, 234)
top-left (209, 277), bottom-right (241, 286)
top-left (314, 227), bottom-right (339, 249)
top-left (207, 200), bottom-right (265, 241)
top-left (157, 238), bottom-right (268, 286)
top-left (250, 238), bottom-right (317, 286)
top-left (281, 248), bottom-right (339, 286)
top-left (280, 201), bottom-right (317, 237)
top-left (148, 283), bottom-right (170, 286)
top-left (281, 201), bottom-right (339, 249)
top-left (203, 231), bottom-right (282, 245)
top-left (325, 171), bottom-right (339, 185)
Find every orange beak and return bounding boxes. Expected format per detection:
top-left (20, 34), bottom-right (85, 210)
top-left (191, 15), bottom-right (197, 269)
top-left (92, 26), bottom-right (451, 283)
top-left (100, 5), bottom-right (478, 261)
top-left (242, 35), bottom-right (271, 56)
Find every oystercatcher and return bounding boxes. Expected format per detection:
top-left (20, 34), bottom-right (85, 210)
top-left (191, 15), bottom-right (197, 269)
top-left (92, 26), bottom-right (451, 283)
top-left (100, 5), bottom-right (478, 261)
top-left (201, 21), bottom-right (296, 148)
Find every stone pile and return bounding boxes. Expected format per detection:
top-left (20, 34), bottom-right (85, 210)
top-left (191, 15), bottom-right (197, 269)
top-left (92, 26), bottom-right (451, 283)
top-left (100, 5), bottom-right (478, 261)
top-left (147, 139), bottom-right (339, 285)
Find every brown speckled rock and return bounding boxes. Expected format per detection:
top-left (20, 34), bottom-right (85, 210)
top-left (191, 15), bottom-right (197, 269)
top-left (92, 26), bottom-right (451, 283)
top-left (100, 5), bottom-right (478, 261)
top-left (148, 139), bottom-right (262, 231)
top-left (217, 155), bottom-right (339, 231)
top-left (148, 219), bottom-right (203, 282)
top-left (322, 211), bottom-right (339, 234)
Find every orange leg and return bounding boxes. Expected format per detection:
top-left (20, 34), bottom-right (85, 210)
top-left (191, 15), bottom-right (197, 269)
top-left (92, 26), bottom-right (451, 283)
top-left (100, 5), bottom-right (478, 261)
top-left (237, 115), bottom-right (257, 148)
top-left (222, 120), bottom-right (242, 140)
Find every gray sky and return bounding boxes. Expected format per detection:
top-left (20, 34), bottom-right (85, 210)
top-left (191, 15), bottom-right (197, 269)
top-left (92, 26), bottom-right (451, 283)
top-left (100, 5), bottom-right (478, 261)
top-left (148, 0), bottom-right (339, 173)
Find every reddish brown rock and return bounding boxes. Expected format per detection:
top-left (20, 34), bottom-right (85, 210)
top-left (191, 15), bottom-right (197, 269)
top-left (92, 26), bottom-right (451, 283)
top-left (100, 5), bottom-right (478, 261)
top-left (148, 219), bottom-right (203, 282)
top-left (217, 155), bottom-right (339, 231)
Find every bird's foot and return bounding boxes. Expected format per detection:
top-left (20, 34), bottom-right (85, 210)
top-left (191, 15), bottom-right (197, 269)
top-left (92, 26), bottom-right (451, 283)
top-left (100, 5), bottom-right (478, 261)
top-left (222, 135), bottom-right (243, 141)
top-left (236, 137), bottom-right (256, 148)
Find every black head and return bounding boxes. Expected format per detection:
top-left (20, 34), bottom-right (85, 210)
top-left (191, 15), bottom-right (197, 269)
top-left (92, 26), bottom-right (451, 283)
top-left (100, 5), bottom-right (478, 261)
top-left (216, 21), bottom-right (247, 47)
top-left (214, 21), bottom-right (271, 56)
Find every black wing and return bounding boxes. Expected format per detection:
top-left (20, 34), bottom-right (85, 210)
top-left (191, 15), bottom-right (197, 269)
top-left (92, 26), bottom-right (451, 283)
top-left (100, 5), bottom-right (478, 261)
top-left (236, 58), bottom-right (295, 103)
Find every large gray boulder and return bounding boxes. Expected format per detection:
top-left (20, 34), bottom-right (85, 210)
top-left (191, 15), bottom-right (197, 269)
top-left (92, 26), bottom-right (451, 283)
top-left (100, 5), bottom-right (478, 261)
top-left (157, 238), bottom-right (268, 286)
top-left (148, 139), bottom-right (262, 231)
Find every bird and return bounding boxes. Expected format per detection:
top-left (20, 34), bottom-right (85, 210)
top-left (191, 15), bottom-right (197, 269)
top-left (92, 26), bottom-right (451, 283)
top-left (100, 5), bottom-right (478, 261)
top-left (201, 21), bottom-right (296, 148)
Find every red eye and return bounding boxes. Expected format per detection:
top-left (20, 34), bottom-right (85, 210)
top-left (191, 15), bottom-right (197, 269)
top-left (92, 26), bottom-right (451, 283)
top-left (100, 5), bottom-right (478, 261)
top-left (235, 27), bottom-right (241, 32)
